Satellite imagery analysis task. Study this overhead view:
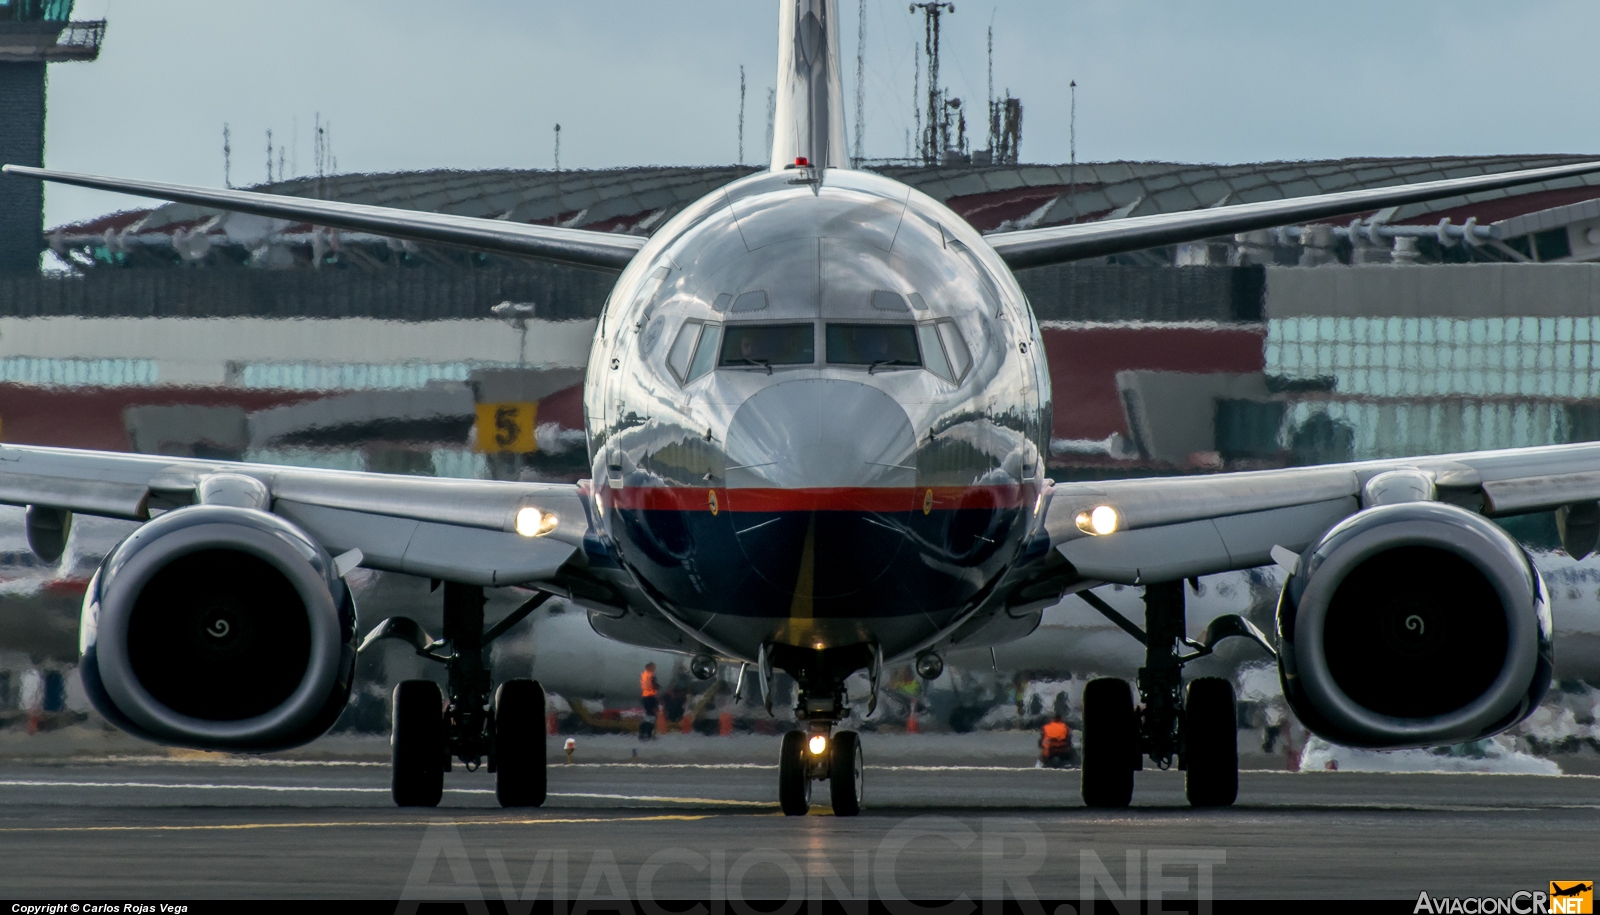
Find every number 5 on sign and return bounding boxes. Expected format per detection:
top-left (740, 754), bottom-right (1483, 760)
top-left (475, 402), bottom-right (538, 453)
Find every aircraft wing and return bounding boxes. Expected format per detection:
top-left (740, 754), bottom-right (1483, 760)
top-left (2, 165), bottom-right (647, 271)
top-left (1043, 440), bottom-right (1600, 585)
top-left (0, 443), bottom-right (592, 588)
top-left (986, 159), bottom-right (1600, 270)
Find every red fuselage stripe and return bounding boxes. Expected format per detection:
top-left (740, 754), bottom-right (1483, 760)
top-left (610, 485), bottom-right (1030, 513)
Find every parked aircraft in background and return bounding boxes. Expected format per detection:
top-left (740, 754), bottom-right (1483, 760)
top-left (5, 0), bottom-right (1600, 814)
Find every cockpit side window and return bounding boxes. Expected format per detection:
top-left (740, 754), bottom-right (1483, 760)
top-left (936, 320), bottom-right (973, 381)
top-left (825, 324), bottom-right (921, 370)
top-left (687, 324), bottom-right (722, 381)
top-left (917, 324), bottom-right (952, 381)
top-left (719, 324), bottom-right (815, 369)
top-left (667, 321), bottom-right (702, 382)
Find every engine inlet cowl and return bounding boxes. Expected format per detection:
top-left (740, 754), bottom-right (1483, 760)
top-left (1277, 501), bottom-right (1553, 749)
top-left (79, 504), bottom-right (356, 751)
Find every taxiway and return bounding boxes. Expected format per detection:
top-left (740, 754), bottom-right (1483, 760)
top-left (0, 740), bottom-right (1591, 900)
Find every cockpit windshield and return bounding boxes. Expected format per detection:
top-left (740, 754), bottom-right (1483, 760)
top-left (825, 324), bottom-right (921, 370)
top-left (719, 324), bottom-right (815, 369)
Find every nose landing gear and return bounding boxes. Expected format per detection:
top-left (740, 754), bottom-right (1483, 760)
top-left (768, 644), bottom-right (871, 816)
top-left (777, 721), bottom-right (865, 816)
top-left (828, 729), bottom-right (864, 816)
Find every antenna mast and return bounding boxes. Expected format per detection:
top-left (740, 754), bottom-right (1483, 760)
top-left (910, 2), bottom-right (954, 165)
top-left (986, 23), bottom-right (996, 157)
top-left (554, 123), bottom-right (561, 172)
top-left (912, 41), bottom-right (921, 160)
top-left (1070, 80), bottom-right (1077, 223)
top-left (739, 65), bottom-right (746, 165)
top-left (854, 0), bottom-right (865, 165)
top-left (222, 123), bottom-right (232, 188)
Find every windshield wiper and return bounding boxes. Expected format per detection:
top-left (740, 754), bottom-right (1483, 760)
top-left (868, 359), bottom-right (919, 375)
top-left (725, 357), bottom-right (773, 375)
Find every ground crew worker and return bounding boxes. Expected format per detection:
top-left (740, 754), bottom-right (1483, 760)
top-left (639, 662), bottom-right (659, 741)
top-left (1039, 712), bottom-right (1074, 767)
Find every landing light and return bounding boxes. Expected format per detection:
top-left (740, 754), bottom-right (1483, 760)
top-left (515, 507), bottom-right (560, 538)
top-left (808, 734), bottom-right (828, 756)
top-left (1075, 505), bottom-right (1120, 536)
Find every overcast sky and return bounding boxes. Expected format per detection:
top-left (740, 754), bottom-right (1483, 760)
top-left (40, 0), bottom-right (1600, 227)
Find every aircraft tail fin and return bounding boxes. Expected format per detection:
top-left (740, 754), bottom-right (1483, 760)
top-left (770, 0), bottom-right (850, 171)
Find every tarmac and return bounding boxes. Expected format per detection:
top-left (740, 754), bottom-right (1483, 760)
top-left (0, 731), bottom-right (1595, 901)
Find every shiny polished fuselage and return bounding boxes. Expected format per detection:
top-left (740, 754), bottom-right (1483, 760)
top-left (583, 167), bottom-right (1052, 663)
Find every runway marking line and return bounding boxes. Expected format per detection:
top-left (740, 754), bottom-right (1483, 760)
top-left (0, 814), bottom-right (717, 834)
top-left (0, 779), bottom-right (776, 808)
top-left (553, 792), bottom-right (773, 807)
top-left (0, 756), bottom-right (389, 768)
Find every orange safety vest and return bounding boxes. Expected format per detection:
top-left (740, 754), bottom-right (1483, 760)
top-left (1043, 720), bottom-right (1069, 743)
top-left (640, 670), bottom-right (658, 698)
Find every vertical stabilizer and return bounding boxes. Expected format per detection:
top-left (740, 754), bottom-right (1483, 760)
top-left (770, 0), bottom-right (849, 171)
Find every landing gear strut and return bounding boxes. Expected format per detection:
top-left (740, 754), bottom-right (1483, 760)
top-left (1078, 580), bottom-right (1255, 808)
top-left (365, 583), bottom-right (551, 808)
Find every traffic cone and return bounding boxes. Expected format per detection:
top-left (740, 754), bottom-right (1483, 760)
top-left (719, 710), bottom-right (733, 736)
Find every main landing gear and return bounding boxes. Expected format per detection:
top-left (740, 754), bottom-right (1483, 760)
top-left (767, 644), bottom-right (871, 817)
top-left (362, 582), bottom-right (552, 808)
top-left (1076, 580), bottom-right (1274, 808)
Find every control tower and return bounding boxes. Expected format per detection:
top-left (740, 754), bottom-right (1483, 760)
top-left (0, 0), bottom-right (102, 273)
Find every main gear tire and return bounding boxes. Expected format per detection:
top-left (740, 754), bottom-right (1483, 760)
top-left (391, 679), bottom-right (445, 808)
top-left (1184, 677), bottom-right (1239, 808)
top-left (493, 678), bottom-right (548, 808)
top-left (1081, 677), bottom-right (1137, 808)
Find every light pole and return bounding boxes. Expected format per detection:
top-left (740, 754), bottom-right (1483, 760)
top-left (492, 301), bottom-right (538, 366)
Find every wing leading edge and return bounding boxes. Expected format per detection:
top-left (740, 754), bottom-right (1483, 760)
top-left (2, 165), bottom-right (647, 272)
top-left (1042, 440), bottom-right (1600, 586)
top-left (0, 443), bottom-right (590, 589)
top-left (986, 159), bottom-right (1600, 270)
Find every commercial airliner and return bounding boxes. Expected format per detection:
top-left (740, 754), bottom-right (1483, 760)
top-left (2, 0), bottom-right (1595, 814)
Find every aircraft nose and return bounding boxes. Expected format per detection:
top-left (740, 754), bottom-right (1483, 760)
top-left (721, 379), bottom-right (917, 603)
top-left (724, 379), bottom-right (915, 489)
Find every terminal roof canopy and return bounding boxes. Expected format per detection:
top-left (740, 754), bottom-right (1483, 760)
top-left (49, 154), bottom-right (1600, 269)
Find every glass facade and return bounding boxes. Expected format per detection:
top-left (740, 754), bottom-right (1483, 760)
top-left (1268, 316), bottom-right (1600, 399)
top-left (0, 356), bottom-right (156, 386)
top-left (235, 361), bottom-right (517, 391)
top-left (1267, 317), bottom-right (1600, 460)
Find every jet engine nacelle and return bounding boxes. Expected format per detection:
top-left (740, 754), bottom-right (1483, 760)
top-left (79, 505), bottom-right (357, 751)
top-left (1276, 501), bottom-right (1553, 749)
